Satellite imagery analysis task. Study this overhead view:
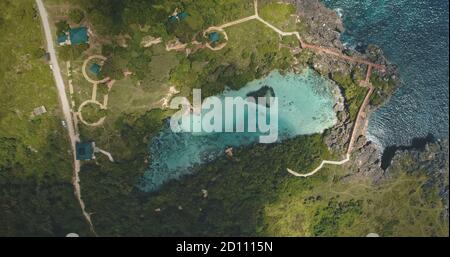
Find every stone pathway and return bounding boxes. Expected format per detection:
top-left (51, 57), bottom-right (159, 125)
top-left (288, 66), bottom-right (376, 177)
top-left (77, 55), bottom-right (115, 127)
top-left (35, 0), bottom-right (96, 235)
top-left (198, 0), bottom-right (384, 177)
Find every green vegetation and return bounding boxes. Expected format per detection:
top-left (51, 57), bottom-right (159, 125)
top-left (54, 20), bottom-right (89, 61)
top-left (262, 163), bottom-right (448, 236)
top-left (46, 0), bottom-right (302, 98)
top-left (168, 19), bottom-right (295, 97)
top-left (22, 0), bottom-right (445, 237)
top-left (99, 55), bottom-right (125, 80)
top-left (332, 71), bottom-right (367, 121)
top-left (69, 8), bottom-right (85, 24)
top-left (297, 48), bottom-right (315, 65)
top-left (81, 103), bottom-right (107, 124)
top-left (68, 59), bottom-right (93, 107)
top-left (55, 20), bottom-right (70, 36)
top-left (79, 129), bottom-right (335, 236)
top-left (47, 0), bottom-right (302, 167)
top-left (0, 0), bottom-right (88, 236)
top-left (259, 1), bottom-right (297, 30)
top-left (63, 0), bottom-right (253, 38)
top-left (78, 111), bottom-right (448, 236)
top-left (370, 72), bottom-right (398, 106)
top-left (96, 83), bottom-right (109, 96)
top-left (312, 199), bottom-right (363, 236)
top-left (58, 44), bottom-right (89, 61)
top-left (259, 0), bottom-right (309, 35)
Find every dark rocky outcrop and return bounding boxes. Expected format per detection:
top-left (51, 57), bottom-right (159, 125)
top-left (381, 134), bottom-right (436, 170)
top-left (285, 0), bottom-right (344, 48)
top-left (283, 0), bottom-right (402, 176)
top-left (349, 137), bottom-right (449, 220)
top-left (351, 135), bottom-right (384, 180)
top-left (386, 139), bottom-right (449, 220)
top-left (283, 4), bottom-right (447, 218)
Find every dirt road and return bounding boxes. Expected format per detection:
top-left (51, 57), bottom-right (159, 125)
top-left (35, 0), bottom-right (96, 235)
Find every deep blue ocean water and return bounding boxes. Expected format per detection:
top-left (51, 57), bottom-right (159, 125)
top-left (322, 0), bottom-right (449, 149)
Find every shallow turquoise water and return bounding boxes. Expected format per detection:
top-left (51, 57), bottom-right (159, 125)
top-left (140, 69), bottom-right (338, 191)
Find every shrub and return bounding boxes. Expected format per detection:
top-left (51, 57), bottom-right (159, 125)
top-left (69, 8), bottom-right (85, 24)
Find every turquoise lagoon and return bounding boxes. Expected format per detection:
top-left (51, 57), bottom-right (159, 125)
top-left (141, 69), bottom-right (338, 191)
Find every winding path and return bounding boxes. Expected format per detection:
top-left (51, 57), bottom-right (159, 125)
top-left (287, 154), bottom-right (351, 177)
top-left (35, 0), bottom-right (96, 235)
top-left (207, 0), bottom-right (385, 71)
top-left (288, 67), bottom-right (375, 178)
top-left (77, 55), bottom-right (114, 127)
top-left (82, 55), bottom-right (109, 84)
top-left (203, 0), bottom-right (384, 177)
top-left (36, 0), bottom-right (382, 236)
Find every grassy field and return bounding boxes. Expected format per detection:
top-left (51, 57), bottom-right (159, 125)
top-left (26, 0), bottom-right (447, 237)
top-left (0, 0), bottom-right (89, 236)
top-left (262, 165), bottom-right (448, 236)
top-left (332, 71), bottom-right (368, 121)
top-left (259, 1), bottom-right (297, 31)
top-left (43, 0), bottom-right (302, 163)
top-left (80, 102), bottom-right (107, 124)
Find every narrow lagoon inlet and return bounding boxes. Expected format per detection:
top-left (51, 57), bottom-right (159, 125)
top-left (140, 69), bottom-right (339, 192)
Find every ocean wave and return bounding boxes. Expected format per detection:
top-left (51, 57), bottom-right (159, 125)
top-left (323, 0), bottom-right (449, 148)
top-left (334, 8), bottom-right (343, 18)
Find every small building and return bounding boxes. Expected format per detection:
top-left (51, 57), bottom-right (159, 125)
top-left (208, 32), bottom-right (220, 43)
top-left (169, 10), bottom-right (188, 22)
top-left (225, 147), bottom-right (234, 159)
top-left (177, 11), bottom-right (188, 20)
top-left (44, 52), bottom-right (51, 62)
top-left (33, 106), bottom-right (47, 116)
top-left (89, 63), bottom-right (101, 76)
top-left (69, 27), bottom-right (89, 45)
top-left (57, 27), bottom-right (89, 46)
top-left (57, 34), bottom-right (69, 46)
top-left (169, 15), bottom-right (178, 22)
top-left (76, 141), bottom-right (95, 161)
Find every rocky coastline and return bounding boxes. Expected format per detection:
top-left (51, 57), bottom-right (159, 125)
top-left (389, 139), bottom-right (449, 220)
top-left (287, 0), bottom-right (448, 219)
top-left (284, 0), bottom-right (398, 175)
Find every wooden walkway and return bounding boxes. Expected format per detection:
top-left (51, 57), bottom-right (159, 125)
top-left (205, 0), bottom-right (385, 177)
